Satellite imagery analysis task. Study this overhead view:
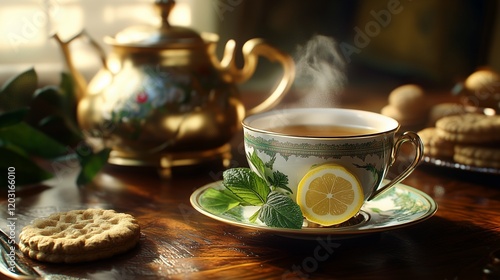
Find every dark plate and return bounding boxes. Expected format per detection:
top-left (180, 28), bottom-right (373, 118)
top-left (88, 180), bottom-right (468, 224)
top-left (423, 156), bottom-right (500, 175)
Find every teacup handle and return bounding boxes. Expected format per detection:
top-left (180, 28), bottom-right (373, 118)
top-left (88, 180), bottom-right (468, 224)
top-left (216, 39), bottom-right (296, 115)
top-left (367, 131), bottom-right (424, 201)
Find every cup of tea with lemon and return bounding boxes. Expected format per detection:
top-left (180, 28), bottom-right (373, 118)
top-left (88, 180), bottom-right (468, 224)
top-left (242, 108), bottom-right (423, 226)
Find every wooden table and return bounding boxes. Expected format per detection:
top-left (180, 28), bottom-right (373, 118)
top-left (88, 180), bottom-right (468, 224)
top-left (1, 90), bottom-right (500, 280)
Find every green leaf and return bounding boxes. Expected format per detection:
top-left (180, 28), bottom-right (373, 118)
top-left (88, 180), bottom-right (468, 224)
top-left (0, 122), bottom-right (68, 158)
top-left (219, 187), bottom-right (246, 203)
top-left (269, 170), bottom-right (293, 194)
top-left (222, 206), bottom-right (245, 221)
top-left (76, 148), bottom-right (111, 187)
top-left (0, 147), bottom-right (53, 187)
top-left (0, 108), bottom-right (29, 128)
top-left (33, 86), bottom-right (62, 107)
top-left (259, 192), bottom-right (303, 229)
top-left (58, 72), bottom-right (78, 122)
top-left (0, 68), bottom-right (37, 111)
top-left (249, 208), bottom-right (261, 223)
top-left (222, 168), bottom-right (270, 206)
top-left (29, 86), bottom-right (63, 125)
top-left (31, 86), bottom-right (80, 128)
top-left (247, 150), bottom-right (267, 180)
top-left (37, 115), bottom-right (82, 147)
top-left (199, 188), bottom-right (242, 214)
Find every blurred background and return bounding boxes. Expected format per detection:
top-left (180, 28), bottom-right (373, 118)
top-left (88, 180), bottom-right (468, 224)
top-left (0, 0), bottom-right (498, 93)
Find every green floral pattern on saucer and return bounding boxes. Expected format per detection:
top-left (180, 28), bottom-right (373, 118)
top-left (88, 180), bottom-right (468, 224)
top-left (190, 181), bottom-right (437, 239)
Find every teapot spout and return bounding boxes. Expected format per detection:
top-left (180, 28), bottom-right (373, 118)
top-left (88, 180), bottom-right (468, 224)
top-left (52, 32), bottom-right (87, 101)
top-left (52, 30), bottom-right (107, 101)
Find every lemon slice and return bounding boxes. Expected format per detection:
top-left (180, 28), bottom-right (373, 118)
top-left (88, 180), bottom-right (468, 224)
top-left (296, 163), bottom-right (364, 226)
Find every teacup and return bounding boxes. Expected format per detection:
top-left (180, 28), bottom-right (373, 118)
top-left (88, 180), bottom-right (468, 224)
top-left (242, 108), bottom-right (423, 202)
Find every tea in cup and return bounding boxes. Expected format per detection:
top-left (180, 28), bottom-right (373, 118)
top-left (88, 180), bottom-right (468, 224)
top-left (242, 108), bottom-right (423, 224)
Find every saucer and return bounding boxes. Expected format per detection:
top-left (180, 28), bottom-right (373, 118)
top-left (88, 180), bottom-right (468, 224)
top-left (190, 181), bottom-right (437, 239)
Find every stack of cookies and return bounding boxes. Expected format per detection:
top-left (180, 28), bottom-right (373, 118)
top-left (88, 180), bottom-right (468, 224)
top-left (381, 84), bottom-right (430, 129)
top-left (418, 113), bottom-right (500, 169)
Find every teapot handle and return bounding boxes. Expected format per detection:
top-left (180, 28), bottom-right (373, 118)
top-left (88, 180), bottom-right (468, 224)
top-left (219, 39), bottom-right (295, 115)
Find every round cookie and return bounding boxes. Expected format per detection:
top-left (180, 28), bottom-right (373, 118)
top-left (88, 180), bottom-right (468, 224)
top-left (381, 105), bottom-right (421, 125)
top-left (462, 69), bottom-right (500, 109)
top-left (454, 145), bottom-right (500, 169)
top-left (435, 113), bottom-right (500, 144)
top-left (388, 84), bottom-right (428, 115)
top-left (465, 69), bottom-right (499, 92)
top-left (417, 127), bottom-right (455, 158)
top-left (19, 209), bottom-right (140, 263)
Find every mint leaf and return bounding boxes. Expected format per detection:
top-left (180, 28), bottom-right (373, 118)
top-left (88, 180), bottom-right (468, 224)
top-left (216, 167), bottom-right (303, 229)
top-left (247, 150), bottom-right (266, 179)
top-left (223, 168), bottom-right (270, 206)
top-left (199, 188), bottom-right (242, 214)
top-left (269, 170), bottom-right (292, 194)
top-left (223, 206), bottom-right (245, 221)
top-left (248, 151), bottom-right (293, 194)
top-left (249, 208), bottom-right (261, 223)
top-left (259, 192), bottom-right (303, 229)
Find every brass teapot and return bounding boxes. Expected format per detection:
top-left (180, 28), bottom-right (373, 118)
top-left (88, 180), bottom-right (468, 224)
top-left (53, 0), bottom-right (295, 175)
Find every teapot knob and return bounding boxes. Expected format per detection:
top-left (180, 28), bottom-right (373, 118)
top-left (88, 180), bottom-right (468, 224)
top-left (155, 0), bottom-right (176, 26)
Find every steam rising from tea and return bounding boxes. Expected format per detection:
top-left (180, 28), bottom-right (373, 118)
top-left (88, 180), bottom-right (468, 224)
top-left (294, 35), bottom-right (347, 107)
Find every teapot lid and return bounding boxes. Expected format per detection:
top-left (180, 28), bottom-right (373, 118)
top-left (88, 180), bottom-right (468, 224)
top-left (105, 0), bottom-right (204, 48)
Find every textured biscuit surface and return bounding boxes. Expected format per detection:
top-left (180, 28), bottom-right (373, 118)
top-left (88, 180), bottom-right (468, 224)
top-left (454, 145), bottom-right (500, 168)
top-left (19, 209), bottom-right (140, 263)
top-left (418, 127), bottom-right (455, 158)
top-left (435, 113), bottom-right (500, 143)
